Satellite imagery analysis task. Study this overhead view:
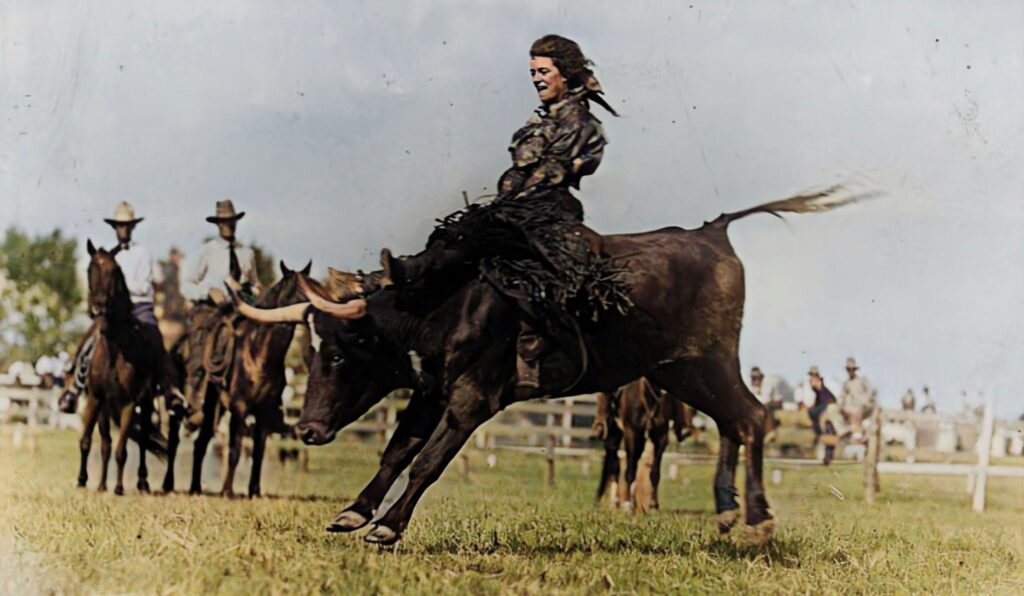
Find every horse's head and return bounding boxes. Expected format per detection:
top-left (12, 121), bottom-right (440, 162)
top-left (86, 240), bottom-right (128, 323)
top-left (254, 260), bottom-right (313, 309)
top-left (230, 269), bottom-right (414, 445)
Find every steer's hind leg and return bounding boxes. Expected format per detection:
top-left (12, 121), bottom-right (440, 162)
top-left (649, 360), bottom-right (747, 534)
top-left (365, 380), bottom-right (496, 545)
top-left (329, 390), bottom-right (446, 533)
top-left (697, 356), bottom-right (773, 536)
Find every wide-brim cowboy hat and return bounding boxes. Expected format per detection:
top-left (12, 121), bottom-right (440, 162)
top-left (808, 365), bottom-right (821, 377)
top-left (104, 201), bottom-right (144, 226)
top-left (845, 357), bottom-right (859, 370)
top-left (206, 199), bottom-right (245, 223)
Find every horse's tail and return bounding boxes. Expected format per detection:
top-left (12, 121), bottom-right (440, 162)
top-left (710, 184), bottom-right (880, 228)
top-left (129, 419), bottom-right (169, 460)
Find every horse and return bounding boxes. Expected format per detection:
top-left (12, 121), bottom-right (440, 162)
top-left (177, 261), bottom-right (310, 498)
top-left (77, 241), bottom-right (169, 495)
top-left (237, 186), bottom-right (867, 545)
top-left (596, 378), bottom-right (695, 512)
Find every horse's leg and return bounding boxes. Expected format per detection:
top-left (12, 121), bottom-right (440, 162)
top-left (595, 408), bottom-right (623, 506)
top-left (113, 404), bottom-right (133, 496)
top-left (221, 404), bottom-right (245, 498)
top-left (188, 386), bottom-right (217, 495)
top-left (163, 408), bottom-right (181, 493)
top-left (329, 391), bottom-right (445, 532)
top-left (649, 418), bottom-right (670, 510)
top-left (247, 417), bottom-right (267, 498)
top-left (98, 406), bottom-right (112, 492)
top-left (365, 380), bottom-right (497, 545)
top-left (622, 423), bottom-right (645, 511)
top-left (136, 402), bottom-right (151, 494)
top-left (76, 395), bottom-right (100, 488)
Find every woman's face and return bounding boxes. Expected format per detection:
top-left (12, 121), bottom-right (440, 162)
top-left (530, 56), bottom-right (567, 104)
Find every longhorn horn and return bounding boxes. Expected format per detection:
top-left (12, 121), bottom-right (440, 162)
top-left (297, 275), bottom-right (368, 320)
top-left (224, 278), bottom-right (309, 324)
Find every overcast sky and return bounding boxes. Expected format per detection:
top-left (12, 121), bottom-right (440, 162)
top-left (2, 1), bottom-right (1022, 416)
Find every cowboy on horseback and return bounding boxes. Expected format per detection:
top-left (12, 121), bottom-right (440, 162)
top-left (179, 200), bottom-right (261, 427)
top-left (382, 34), bottom-right (628, 394)
top-left (59, 202), bottom-right (187, 419)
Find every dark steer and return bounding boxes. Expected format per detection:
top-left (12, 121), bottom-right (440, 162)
top-left (236, 187), bottom-right (866, 545)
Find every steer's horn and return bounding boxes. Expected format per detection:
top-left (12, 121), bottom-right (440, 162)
top-left (224, 278), bottom-right (309, 324)
top-left (298, 275), bottom-right (368, 320)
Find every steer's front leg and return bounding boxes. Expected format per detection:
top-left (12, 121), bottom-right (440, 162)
top-left (328, 390), bottom-right (445, 533)
top-left (364, 381), bottom-right (496, 545)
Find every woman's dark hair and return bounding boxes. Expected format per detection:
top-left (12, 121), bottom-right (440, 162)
top-left (530, 34), bottom-right (618, 116)
top-left (530, 34), bottom-right (593, 88)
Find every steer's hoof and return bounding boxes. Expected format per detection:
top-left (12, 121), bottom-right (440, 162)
top-left (716, 509), bottom-right (740, 535)
top-left (742, 519), bottom-right (776, 546)
top-left (364, 524), bottom-right (401, 545)
top-left (328, 510), bottom-right (370, 533)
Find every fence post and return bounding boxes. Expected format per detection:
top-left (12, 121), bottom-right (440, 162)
top-left (545, 434), bottom-right (556, 487)
top-left (562, 398), bottom-right (574, 447)
top-left (972, 398), bottom-right (995, 513)
top-left (864, 407), bottom-right (881, 504)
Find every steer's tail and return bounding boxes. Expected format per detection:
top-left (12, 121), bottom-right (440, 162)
top-left (711, 184), bottom-right (879, 228)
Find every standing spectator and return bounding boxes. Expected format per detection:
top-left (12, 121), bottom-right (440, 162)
top-left (807, 366), bottom-right (837, 439)
top-left (901, 388), bottom-right (916, 411)
top-left (748, 367), bottom-right (781, 410)
top-left (155, 247), bottom-right (187, 323)
top-left (921, 385), bottom-right (937, 413)
top-left (840, 356), bottom-right (877, 439)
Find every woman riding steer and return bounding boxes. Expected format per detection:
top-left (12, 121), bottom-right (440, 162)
top-left (382, 34), bottom-right (629, 393)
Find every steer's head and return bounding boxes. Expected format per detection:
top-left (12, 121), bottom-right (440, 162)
top-left (230, 269), bottom-right (415, 446)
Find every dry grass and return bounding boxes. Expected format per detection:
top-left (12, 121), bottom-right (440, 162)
top-left (1, 429), bottom-right (1022, 594)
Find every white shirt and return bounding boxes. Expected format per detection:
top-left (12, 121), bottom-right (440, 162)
top-left (182, 237), bottom-right (259, 302)
top-left (114, 241), bottom-right (155, 304)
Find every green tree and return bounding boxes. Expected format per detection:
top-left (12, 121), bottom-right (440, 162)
top-left (0, 227), bottom-right (83, 365)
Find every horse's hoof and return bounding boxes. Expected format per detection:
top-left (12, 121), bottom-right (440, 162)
top-left (716, 509), bottom-right (740, 535)
top-left (114, 486), bottom-right (125, 496)
top-left (77, 479), bottom-right (87, 489)
top-left (221, 490), bottom-right (235, 499)
top-left (97, 484), bottom-right (107, 493)
top-left (327, 510), bottom-right (370, 533)
top-left (188, 488), bottom-right (201, 496)
top-left (138, 482), bottom-right (150, 494)
top-left (162, 483), bottom-right (174, 494)
top-left (364, 524), bottom-right (401, 545)
top-left (248, 490), bottom-right (261, 499)
top-left (742, 519), bottom-right (776, 546)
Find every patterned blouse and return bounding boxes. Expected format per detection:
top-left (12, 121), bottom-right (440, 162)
top-left (497, 90), bottom-right (607, 198)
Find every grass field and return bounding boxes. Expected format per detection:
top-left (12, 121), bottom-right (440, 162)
top-left (1, 429), bottom-right (1022, 594)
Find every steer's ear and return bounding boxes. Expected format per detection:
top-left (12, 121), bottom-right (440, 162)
top-left (87, 239), bottom-right (97, 257)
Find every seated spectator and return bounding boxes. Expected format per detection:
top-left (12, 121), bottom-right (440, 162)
top-left (840, 356), bottom-right (877, 440)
